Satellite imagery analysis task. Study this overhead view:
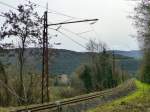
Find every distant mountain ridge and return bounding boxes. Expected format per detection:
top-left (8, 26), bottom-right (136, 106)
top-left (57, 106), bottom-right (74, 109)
top-left (0, 48), bottom-right (141, 75)
top-left (112, 50), bottom-right (143, 59)
top-left (55, 49), bottom-right (142, 58)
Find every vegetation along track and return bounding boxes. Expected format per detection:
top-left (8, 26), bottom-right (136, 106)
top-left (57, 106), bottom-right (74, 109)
top-left (12, 79), bottom-right (136, 112)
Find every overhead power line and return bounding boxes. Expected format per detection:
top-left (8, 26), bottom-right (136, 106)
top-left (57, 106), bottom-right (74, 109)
top-left (48, 19), bottom-right (99, 26)
top-left (47, 18), bottom-right (98, 50)
top-left (0, 1), bottom-right (18, 10)
top-left (56, 30), bottom-right (100, 51)
top-left (48, 26), bottom-right (90, 49)
top-left (55, 30), bottom-right (87, 49)
top-left (24, 0), bottom-right (79, 19)
top-left (0, 0), bottom-right (79, 19)
top-left (75, 30), bottom-right (93, 35)
top-left (47, 12), bottom-right (79, 19)
top-left (56, 28), bottom-right (100, 51)
top-left (88, 24), bottom-right (101, 40)
top-left (61, 28), bottom-right (89, 41)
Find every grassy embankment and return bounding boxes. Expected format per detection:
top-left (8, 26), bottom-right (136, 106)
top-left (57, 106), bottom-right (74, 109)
top-left (88, 80), bottom-right (150, 112)
top-left (1, 80), bottom-right (149, 112)
top-left (0, 108), bottom-right (10, 112)
top-left (0, 86), bottom-right (80, 112)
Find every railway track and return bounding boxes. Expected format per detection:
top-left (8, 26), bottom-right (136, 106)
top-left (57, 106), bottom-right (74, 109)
top-left (12, 80), bottom-right (135, 112)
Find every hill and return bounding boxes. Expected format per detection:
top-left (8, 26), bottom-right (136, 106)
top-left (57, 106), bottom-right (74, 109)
top-left (113, 50), bottom-right (143, 59)
top-left (51, 49), bottom-right (141, 75)
top-left (0, 48), bottom-right (141, 75)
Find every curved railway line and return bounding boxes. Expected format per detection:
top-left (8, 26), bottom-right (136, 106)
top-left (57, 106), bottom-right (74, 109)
top-left (12, 80), bottom-right (136, 112)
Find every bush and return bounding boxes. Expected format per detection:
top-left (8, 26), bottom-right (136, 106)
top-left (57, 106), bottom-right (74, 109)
top-left (58, 87), bottom-right (81, 98)
top-left (70, 73), bottom-right (85, 92)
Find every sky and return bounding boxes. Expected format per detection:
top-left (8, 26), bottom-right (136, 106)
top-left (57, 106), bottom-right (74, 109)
top-left (0, 0), bottom-right (140, 52)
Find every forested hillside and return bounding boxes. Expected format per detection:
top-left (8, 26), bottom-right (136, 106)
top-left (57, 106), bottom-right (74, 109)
top-left (0, 48), bottom-right (141, 75)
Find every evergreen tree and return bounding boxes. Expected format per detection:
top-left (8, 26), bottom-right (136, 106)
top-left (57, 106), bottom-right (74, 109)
top-left (79, 65), bottom-right (93, 92)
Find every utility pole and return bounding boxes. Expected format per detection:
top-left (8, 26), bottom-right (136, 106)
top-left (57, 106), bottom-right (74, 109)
top-left (121, 63), bottom-right (124, 82)
top-left (112, 50), bottom-right (116, 87)
top-left (45, 3), bottom-right (49, 103)
top-left (112, 51), bottom-right (115, 75)
top-left (42, 3), bottom-right (49, 103)
top-left (41, 9), bottom-right (99, 103)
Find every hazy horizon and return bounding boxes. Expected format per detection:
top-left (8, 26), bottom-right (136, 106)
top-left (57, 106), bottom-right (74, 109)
top-left (0, 0), bottom-right (140, 52)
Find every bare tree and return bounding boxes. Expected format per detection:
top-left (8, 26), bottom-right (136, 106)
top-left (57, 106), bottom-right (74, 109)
top-left (0, 1), bottom-right (43, 103)
top-left (0, 60), bottom-right (9, 106)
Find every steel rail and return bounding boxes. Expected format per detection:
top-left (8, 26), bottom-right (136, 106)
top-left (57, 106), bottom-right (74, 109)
top-left (30, 90), bottom-right (114, 112)
top-left (13, 80), bottom-right (135, 112)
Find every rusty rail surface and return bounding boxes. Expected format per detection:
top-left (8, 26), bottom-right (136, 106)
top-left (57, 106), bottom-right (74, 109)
top-left (12, 80), bottom-right (135, 112)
